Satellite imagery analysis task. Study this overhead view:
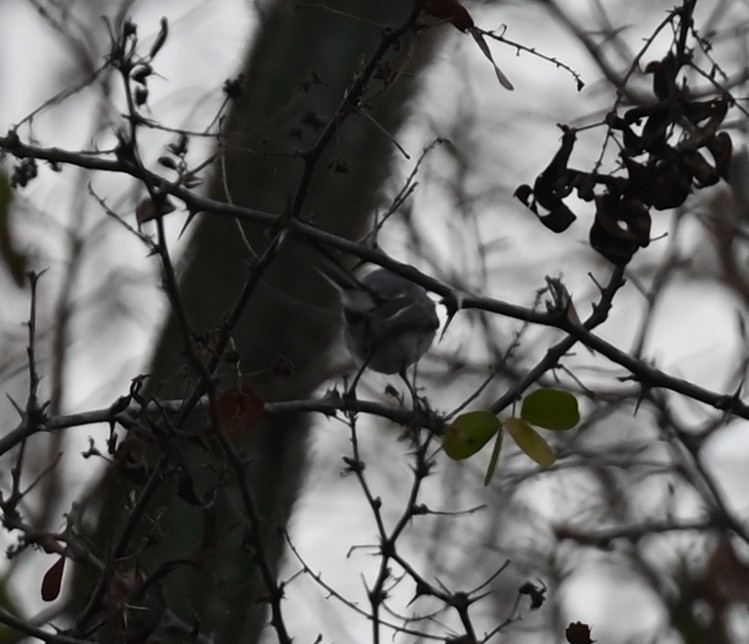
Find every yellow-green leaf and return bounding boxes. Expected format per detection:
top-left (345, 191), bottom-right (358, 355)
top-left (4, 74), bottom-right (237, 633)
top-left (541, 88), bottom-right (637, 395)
top-left (483, 427), bottom-right (504, 486)
top-left (520, 388), bottom-right (579, 431)
top-left (443, 411), bottom-right (501, 460)
top-left (505, 417), bottom-right (556, 467)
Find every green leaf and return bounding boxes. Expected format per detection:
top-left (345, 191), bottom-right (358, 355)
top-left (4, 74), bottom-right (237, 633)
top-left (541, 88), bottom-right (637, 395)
top-left (443, 410), bottom-right (501, 460)
top-left (0, 170), bottom-right (27, 288)
top-left (483, 427), bottom-right (504, 486)
top-left (505, 417), bottom-right (556, 467)
top-left (520, 388), bottom-right (579, 431)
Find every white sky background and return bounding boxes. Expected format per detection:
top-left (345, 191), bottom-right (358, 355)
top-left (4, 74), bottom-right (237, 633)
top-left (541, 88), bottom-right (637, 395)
top-left (1, 0), bottom-right (749, 643)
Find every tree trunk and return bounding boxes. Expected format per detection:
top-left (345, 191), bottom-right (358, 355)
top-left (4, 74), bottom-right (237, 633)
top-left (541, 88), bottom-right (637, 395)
top-left (73, 2), bottom-right (442, 642)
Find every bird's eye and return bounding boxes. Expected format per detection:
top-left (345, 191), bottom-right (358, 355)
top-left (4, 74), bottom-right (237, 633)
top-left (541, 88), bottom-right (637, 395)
top-left (344, 309), bottom-right (365, 325)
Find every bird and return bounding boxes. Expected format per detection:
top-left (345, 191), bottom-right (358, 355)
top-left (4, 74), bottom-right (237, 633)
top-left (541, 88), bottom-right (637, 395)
top-left (306, 247), bottom-right (440, 375)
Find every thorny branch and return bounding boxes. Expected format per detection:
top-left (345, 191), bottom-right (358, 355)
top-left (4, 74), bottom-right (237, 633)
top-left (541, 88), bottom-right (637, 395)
top-left (2, 1), bottom-right (749, 643)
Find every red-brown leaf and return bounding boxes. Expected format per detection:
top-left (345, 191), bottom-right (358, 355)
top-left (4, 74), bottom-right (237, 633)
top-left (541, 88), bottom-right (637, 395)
top-left (565, 621), bottom-right (593, 644)
top-left (217, 385), bottom-right (265, 438)
top-left (470, 28), bottom-right (514, 90)
top-left (41, 555), bottom-right (66, 602)
top-left (423, 0), bottom-right (474, 31)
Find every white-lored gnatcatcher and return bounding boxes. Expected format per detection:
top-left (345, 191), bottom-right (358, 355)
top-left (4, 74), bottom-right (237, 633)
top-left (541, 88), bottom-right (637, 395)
top-left (308, 248), bottom-right (439, 374)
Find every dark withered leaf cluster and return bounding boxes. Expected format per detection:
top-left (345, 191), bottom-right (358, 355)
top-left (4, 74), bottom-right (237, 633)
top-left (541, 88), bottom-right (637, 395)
top-left (515, 52), bottom-right (733, 265)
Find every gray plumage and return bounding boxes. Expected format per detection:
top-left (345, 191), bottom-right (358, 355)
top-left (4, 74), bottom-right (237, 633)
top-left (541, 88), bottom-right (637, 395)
top-left (306, 248), bottom-right (439, 373)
